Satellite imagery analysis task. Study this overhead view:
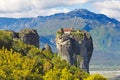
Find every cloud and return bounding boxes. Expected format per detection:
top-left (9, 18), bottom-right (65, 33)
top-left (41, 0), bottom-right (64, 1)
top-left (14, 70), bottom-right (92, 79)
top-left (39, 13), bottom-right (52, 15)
top-left (0, 8), bottom-right (70, 18)
top-left (93, 0), bottom-right (120, 21)
top-left (0, 0), bottom-right (32, 13)
top-left (59, 0), bottom-right (95, 5)
top-left (1, 0), bottom-right (119, 21)
top-left (0, 0), bottom-right (94, 18)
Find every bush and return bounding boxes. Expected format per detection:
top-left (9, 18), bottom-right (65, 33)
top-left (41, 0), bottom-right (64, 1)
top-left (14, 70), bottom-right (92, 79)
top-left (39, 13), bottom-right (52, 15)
top-left (12, 40), bottom-right (35, 55)
top-left (0, 30), bottom-right (13, 50)
top-left (84, 74), bottom-right (108, 80)
top-left (0, 48), bottom-right (42, 80)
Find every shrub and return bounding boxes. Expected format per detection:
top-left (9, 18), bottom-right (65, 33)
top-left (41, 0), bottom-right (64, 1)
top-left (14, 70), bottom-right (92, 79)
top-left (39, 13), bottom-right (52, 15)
top-left (0, 48), bottom-right (42, 80)
top-left (0, 30), bottom-right (13, 50)
top-left (12, 40), bottom-right (35, 55)
top-left (84, 74), bottom-right (108, 80)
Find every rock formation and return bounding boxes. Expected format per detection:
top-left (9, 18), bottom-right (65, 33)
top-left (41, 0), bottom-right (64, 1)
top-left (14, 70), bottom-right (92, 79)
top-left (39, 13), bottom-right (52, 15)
top-left (12, 28), bottom-right (39, 47)
top-left (56, 28), bottom-right (93, 73)
top-left (42, 43), bottom-right (52, 52)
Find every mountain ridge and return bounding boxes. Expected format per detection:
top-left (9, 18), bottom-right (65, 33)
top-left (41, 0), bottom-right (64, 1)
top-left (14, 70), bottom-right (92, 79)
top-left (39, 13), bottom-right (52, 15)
top-left (0, 9), bottom-right (120, 66)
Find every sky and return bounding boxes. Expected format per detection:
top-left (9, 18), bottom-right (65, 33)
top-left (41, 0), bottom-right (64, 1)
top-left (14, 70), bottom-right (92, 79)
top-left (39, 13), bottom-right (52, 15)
top-left (0, 0), bottom-right (120, 21)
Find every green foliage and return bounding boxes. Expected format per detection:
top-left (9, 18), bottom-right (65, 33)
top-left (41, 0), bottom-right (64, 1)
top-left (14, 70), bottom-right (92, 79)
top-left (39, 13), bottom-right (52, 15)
top-left (71, 30), bottom-right (84, 36)
top-left (43, 67), bottom-right (74, 80)
top-left (57, 31), bottom-right (63, 35)
top-left (75, 55), bottom-right (83, 67)
top-left (0, 48), bottom-right (42, 80)
top-left (12, 40), bottom-right (35, 55)
top-left (42, 50), bottom-right (53, 59)
top-left (0, 30), bottom-right (13, 50)
top-left (0, 30), bottom-right (107, 80)
top-left (69, 66), bottom-right (89, 80)
top-left (43, 65), bottom-right (89, 80)
top-left (70, 30), bottom-right (84, 41)
top-left (51, 57), bottom-right (68, 69)
top-left (0, 46), bottom-right (90, 80)
top-left (84, 74), bottom-right (108, 80)
top-left (0, 30), bottom-right (36, 55)
top-left (43, 57), bottom-right (89, 80)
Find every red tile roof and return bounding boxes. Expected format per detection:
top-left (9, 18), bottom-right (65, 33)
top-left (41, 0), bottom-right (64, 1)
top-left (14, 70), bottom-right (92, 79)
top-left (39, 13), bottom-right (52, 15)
top-left (63, 28), bottom-right (73, 32)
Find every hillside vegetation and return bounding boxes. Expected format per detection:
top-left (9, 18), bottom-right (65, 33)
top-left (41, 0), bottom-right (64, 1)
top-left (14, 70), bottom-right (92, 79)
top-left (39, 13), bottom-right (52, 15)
top-left (0, 30), bottom-right (108, 80)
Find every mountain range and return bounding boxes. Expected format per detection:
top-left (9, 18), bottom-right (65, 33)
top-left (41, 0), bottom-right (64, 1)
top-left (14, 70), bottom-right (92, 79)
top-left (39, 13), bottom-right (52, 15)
top-left (0, 9), bottom-right (120, 66)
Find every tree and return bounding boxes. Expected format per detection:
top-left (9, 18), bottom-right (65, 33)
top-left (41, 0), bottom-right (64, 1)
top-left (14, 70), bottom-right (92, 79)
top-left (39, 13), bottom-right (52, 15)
top-left (0, 48), bottom-right (42, 80)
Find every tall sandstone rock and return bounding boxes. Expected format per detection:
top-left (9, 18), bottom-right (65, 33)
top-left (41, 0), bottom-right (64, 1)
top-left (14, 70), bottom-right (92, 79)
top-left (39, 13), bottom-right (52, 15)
top-left (56, 28), bottom-right (93, 73)
top-left (13, 28), bottom-right (39, 47)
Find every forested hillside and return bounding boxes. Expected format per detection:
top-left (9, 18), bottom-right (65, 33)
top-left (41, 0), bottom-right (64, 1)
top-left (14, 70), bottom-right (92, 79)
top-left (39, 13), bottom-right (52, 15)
top-left (0, 30), bottom-right (107, 80)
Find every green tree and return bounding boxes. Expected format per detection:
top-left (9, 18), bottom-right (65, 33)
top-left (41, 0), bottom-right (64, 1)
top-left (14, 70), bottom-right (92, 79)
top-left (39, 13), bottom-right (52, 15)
top-left (0, 30), bottom-right (13, 50)
top-left (0, 48), bottom-right (42, 80)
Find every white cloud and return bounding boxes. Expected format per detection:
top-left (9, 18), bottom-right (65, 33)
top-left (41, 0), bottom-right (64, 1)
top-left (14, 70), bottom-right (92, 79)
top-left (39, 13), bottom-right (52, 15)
top-left (1, 0), bottom-right (119, 21)
top-left (0, 0), bottom-right (32, 13)
top-left (61, 0), bottom-right (94, 5)
top-left (0, 8), bottom-right (70, 18)
top-left (93, 0), bottom-right (120, 21)
top-left (0, 0), bottom-right (94, 18)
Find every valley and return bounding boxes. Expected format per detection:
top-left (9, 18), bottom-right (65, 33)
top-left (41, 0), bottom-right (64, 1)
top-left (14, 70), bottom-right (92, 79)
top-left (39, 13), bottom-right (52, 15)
top-left (90, 70), bottom-right (120, 80)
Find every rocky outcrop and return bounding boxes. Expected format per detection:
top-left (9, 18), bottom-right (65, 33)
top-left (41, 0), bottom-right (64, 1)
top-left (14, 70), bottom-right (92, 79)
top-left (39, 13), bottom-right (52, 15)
top-left (42, 44), bottom-right (52, 52)
top-left (56, 28), bottom-right (93, 73)
top-left (12, 28), bottom-right (39, 47)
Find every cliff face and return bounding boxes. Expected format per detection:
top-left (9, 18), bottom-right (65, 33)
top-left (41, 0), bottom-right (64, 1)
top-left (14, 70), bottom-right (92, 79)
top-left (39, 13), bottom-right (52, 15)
top-left (12, 28), bottom-right (39, 47)
top-left (56, 28), bottom-right (93, 73)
